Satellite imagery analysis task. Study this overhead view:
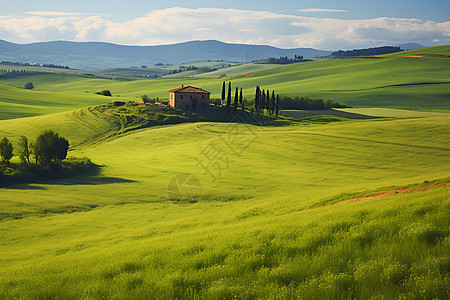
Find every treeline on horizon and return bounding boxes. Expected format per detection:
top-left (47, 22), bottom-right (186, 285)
top-left (331, 46), bottom-right (402, 58)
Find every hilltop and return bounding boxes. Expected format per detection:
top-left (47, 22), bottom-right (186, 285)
top-left (0, 41), bottom-right (449, 299)
top-left (0, 39), bottom-right (331, 69)
top-left (1, 44), bottom-right (449, 119)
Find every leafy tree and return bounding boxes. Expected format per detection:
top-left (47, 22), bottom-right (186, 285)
top-left (0, 137), bottom-right (13, 164)
top-left (24, 82), bottom-right (34, 90)
top-left (54, 137), bottom-right (69, 163)
top-left (18, 135), bottom-right (31, 164)
top-left (221, 81), bottom-right (226, 106)
top-left (226, 82), bottom-right (231, 114)
top-left (141, 95), bottom-right (150, 103)
top-left (33, 130), bottom-right (69, 165)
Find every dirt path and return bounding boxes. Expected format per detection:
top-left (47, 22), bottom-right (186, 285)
top-left (194, 125), bottom-right (214, 134)
top-left (339, 182), bottom-right (448, 204)
top-left (403, 55), bottom-right (449, 59)
top-left (293, 181), bottom-right (449, 213)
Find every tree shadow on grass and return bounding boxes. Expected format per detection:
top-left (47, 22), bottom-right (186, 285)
top-left (42, 175), bottom-right (137, 186)
top-left (0, 183), bottom-right (47, 190)
top-left (0, 175), bottom-right (136, 190)
top-left (0, 162), bottom-right (136, 189)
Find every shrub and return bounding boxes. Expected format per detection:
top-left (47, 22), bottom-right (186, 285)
top-left (24, 82), bottom-right (34, 90)
top-left (96, 90), bottom-right (112, 96)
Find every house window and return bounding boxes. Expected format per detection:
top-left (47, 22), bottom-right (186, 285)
top-left (180, 95), bottom-right (183, 99)
top-left (190, 95), bottom-right (192, 100)
top-left (202, 95), bottom-right (204, 99)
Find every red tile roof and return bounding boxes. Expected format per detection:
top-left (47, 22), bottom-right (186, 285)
top-left (168, 86), bottom-right (210, 94)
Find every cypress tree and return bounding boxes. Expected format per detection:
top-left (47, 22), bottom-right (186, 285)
top-left (276, 94), bottom-right (280, 118)
top-left (221, 81), bottom-right (226, 106)
top-left (240, 88), bottom-right (244, 111)
top-left (261, 89), bottom-right (266, 114)
top-left (271, 90), bottom-right (275, 115)
top-left (266, 91), bottom-right (270, 113)
top-left (233, 87), bottom-right (239, 115)
top-left (254, 86), bottom-right (260, 112)
top-left (226, 82), bottom-right (231, 113)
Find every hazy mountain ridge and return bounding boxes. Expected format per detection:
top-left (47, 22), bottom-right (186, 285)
top-left (0, 39), bottom-right (332, 69)
top-left (397, 43), bottom-right (425, 50)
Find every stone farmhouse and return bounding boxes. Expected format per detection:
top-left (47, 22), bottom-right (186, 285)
top-left (168, 86), bottom-right (210, 110)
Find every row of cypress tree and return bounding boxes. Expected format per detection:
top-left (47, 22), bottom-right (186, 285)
top-left (221, 81), bottom-right (245, 115)
top-left (254, 85), bottom-right (279, 117)
top-left (220, 82), bottom-right (280, 118)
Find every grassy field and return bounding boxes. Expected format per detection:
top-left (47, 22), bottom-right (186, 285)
top-left (0, 45), bottom-right (449, 299)
top-left (336, 108), bottom-right (450, 118)
top-left (0, 82), bottom-right (125, 119)
top-left (385, 44), bottom-right (450, 57)
top-left (1, 44), bottom-right (449, 118)
top-left (1, 115), bottom-right (449, 298)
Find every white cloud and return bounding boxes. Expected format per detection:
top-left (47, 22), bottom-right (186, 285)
top-left (0, 7), bottom-right (449, 50)
top-left (298, 8), bottom-right (348, 13)
top-left (196, 27), bottom-right (213, 31)
top-left (24, 11), bottom-right (101, 17)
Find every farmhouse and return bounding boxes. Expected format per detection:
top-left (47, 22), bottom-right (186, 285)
top-left (168, 86), bottom-right (210, 110)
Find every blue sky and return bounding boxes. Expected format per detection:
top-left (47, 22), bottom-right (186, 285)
top-left (0, 0), bottom-right (449, 49)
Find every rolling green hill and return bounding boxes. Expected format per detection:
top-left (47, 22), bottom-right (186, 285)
top-left (1, 116), bottom-right (449, 298)
top-left (0, 45), bottom-right (449, 299)
top-left (1, 46), bottom-right (449, 118)
top-left (386, 44), bottom-right (450, 57)
top-left (0, 82), bottom-right (122, 119)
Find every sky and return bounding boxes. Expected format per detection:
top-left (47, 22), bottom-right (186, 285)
top-left (0, 0), bottom-right (449, 50)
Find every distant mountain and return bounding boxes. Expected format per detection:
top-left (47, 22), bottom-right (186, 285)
top-left (0, 39), bottom-right (331, 69)
top-left (398, 43), bottom-right (425, 50)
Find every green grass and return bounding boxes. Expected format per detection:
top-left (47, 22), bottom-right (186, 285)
top-left (0, 115), bottom-right (449, 298)
top-left (0, 45), bottom-right (449, 298)
top-left (336, 108), bottom-right (450, 118)
top-left (1, 45), bottom-right (449, 118)
top-left (279, 109), bottom-right (378, 119)
top-left (386, 44), bottom-right (450, 57)
top-left (192, 63), bottom-right (283, 78)
top-left (0, 82), bottom-right (130, 119)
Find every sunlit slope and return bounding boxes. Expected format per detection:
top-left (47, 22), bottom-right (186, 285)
top-left (239, 56), bottom-right (450, 109)
top-left (192, 63), bottom-right (283, 78)
top-left (386, 44), bottom-right (450, 57)
top-left (2, 50), bottom-right (450, 112)
top-left (0, 117), bottom-right (449, 298)
top-left (0, 107), bottom-right (122, 148)
top-left (2, 116), bottom-right (449, 220)
top-left (0, 82), bottom-right (118, 119)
